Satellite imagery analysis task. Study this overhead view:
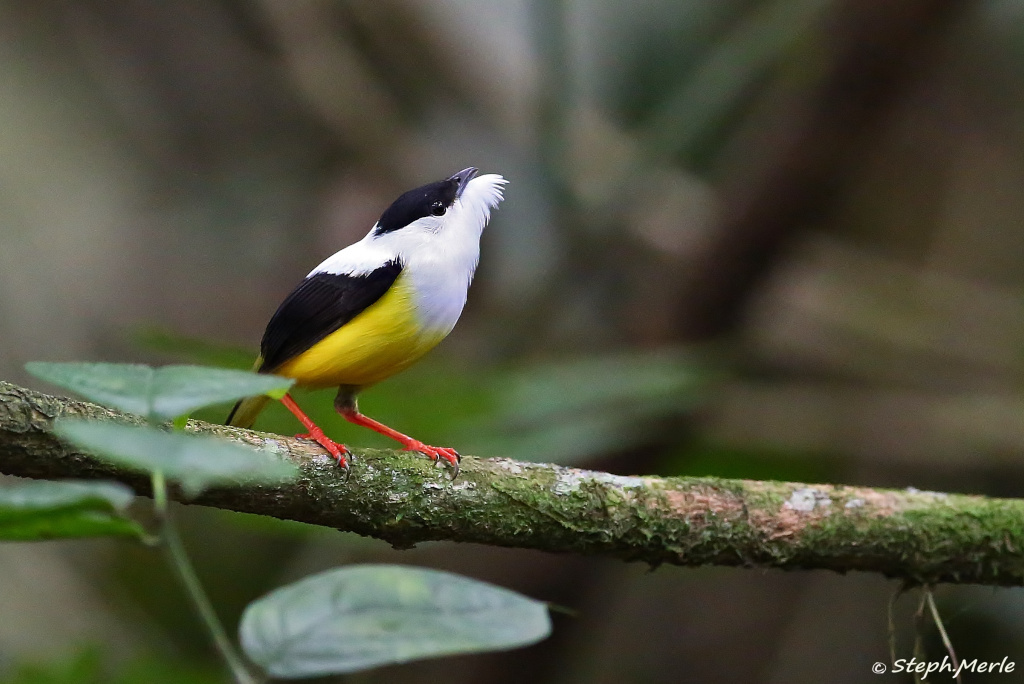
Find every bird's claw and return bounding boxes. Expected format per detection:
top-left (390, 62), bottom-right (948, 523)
top-left (432, 451), bottom-right (460, 480)
top-left (295, 431), bottom-right (351, 475)
top-left (406, 443), bottom-right (461, 480)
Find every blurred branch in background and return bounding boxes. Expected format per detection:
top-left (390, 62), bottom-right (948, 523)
top-left (677, 0), bottom-right (964, 340)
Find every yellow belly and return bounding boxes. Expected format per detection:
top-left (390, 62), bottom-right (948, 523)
top-left (272, 273), bottom-right (447, 389)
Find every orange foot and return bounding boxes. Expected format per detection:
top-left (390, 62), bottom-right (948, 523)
top-left (402, 440), bottom-right (461, 478)
top-left (334, 406), bottom-right (461, 479)
top-left (295, 430), bottom-right (350, 473)
top-left (281, 393), bottom-right (350, 475)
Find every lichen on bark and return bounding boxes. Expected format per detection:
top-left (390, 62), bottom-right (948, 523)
top-left (2, 380), bottom-right (1024, 586)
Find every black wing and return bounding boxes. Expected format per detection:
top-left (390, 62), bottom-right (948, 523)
top-left (258, 260), bottom-right (403, 372)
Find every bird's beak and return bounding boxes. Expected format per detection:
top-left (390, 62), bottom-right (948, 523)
top-left (449, 167), bottom-right (479, 198)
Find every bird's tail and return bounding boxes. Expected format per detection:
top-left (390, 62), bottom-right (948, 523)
top-left (226, 394), bottom-right (271, 429)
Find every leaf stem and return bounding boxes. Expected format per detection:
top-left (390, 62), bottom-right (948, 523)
top-left (150, 472), bottom-right (261, 684)
top-left (152, 470), bottom-right (167, 517)
top-left (926, 589), bottom-right (961, 684)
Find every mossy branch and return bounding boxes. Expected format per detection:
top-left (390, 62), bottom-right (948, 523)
top-left (1, 380), bottom-right (1022, 586)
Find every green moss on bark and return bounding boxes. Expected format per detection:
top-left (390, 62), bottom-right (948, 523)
top-left (3, 380), bottom-right (1024, 586)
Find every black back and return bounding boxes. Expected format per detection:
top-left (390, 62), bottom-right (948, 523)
top-left (374, 177), bottom-right (460, 235)
top-left (258, 261), bottom-right (403, 372)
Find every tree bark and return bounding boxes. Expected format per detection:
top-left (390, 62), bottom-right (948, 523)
top-left (1, 380), bottom-right (1022, 586)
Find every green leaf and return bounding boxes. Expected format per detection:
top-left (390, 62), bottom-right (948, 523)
top-left (239, 564), bottom-right (552, 677)
top-left (54, 420), bottom-right (298, 497)
top-left (25, 362), bottom-right (293, 422)
top-left (0, 480), bottom-right (143, 541)
top-left (26, 362), bottom-right (154, 417)
top-left (150, 365), bottom-right (293, 415)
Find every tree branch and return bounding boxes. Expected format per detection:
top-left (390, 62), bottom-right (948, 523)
top-left (1, 380), bottom-right (1022, 586)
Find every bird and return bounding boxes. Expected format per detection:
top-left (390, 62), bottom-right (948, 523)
top-left (227, 167), bottom-right (506, 478)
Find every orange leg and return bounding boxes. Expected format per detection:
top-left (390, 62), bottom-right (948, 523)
top-left (280, 394), bottom-right (349, 471)
top-left (336, 404), bottom-right (460, 477)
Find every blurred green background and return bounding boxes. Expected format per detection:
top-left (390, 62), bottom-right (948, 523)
top-left (4, 0), bottom-right (1024, 681)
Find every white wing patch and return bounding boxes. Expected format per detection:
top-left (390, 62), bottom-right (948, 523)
top-left (308, 239), bottom-right (397, 278)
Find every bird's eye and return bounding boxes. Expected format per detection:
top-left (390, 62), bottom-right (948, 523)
top-left (429, 201), bottom-right (446, 216)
